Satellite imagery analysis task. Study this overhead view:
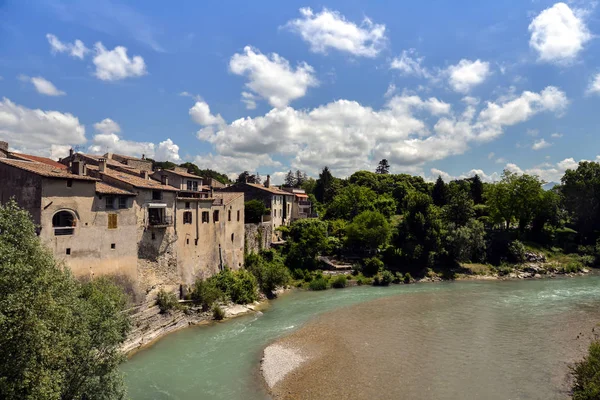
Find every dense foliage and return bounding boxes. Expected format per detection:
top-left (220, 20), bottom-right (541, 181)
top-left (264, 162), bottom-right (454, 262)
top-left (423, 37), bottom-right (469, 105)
top-left (0, 200), bottom-right (130, 400)
top-left (571, 340), bottom-right (600, 400)
top-left (245, 199), bottom-right (267, 223)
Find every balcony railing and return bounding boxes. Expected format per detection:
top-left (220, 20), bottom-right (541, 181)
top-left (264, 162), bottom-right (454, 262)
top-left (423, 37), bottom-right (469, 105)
top-left (148, 215), bottom-right (173, 228)
top-left (298, 200), bottom-right (311, 206)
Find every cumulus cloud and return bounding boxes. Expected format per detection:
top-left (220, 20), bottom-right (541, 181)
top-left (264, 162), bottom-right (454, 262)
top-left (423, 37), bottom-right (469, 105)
top-left (194, 86), bottom-right (567, 177)
top-left (93, 42), bottom-right (147, 81)
top-left (0, 97), bottom-right (86, 157)
top-left (229, 46), bottom-right (318, 108)
top-left (20, 75), bottom-right (66, 96)
top-left (551, 132), bottom-right (563, 138)
top-left (46, 33), bottom-right (89, 59)
top-left (390, 49), bottom-right (430, 78)
top-left (192, 153), bottom-right (280, 177)
top-left (89, 118), bottom-right (180, 162)
top-left (446, 59), bottom-right (491, 93)
top-left (285, 7), bottom-right (386, 57)
top-left (189, 101), bottom-right (225, 126)
top-left (587, 73), bottom-right (600, 94)
top-left (532, 138), bottom-right (552, 150)
top-left (241, 91), bottom-right (257, 110)
top-left (528, 2), bottom-right (591, 64)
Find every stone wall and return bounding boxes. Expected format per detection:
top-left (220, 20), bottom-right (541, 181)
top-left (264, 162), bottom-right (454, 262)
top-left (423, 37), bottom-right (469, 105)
top-left (245, 222), bottom-right (273, 254)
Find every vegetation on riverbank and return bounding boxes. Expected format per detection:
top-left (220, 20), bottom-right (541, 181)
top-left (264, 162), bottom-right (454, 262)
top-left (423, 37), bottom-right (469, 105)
top-left (571, 339), bottom-right (600, 400)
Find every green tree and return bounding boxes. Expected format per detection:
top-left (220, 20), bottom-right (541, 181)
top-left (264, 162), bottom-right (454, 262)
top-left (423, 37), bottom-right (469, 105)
top-left (284, 170), bottom-right (296, 187)
top-left (295, 170), bottom-right (306, 188)
top-left (432, 176), bottom-right (447, 207)
top-left (245, 251), bottom-right (290, 296)
top-left (485, 176), bottom-right (513, 230)
top-left (346, 211), bottom-right (391, 253)
top-left (443, 190), bottom-right (475, 227)
top-left (326, 184), bottom-right (377, 220)
top-left (0, 200), bottom-right (130, 400)
top-left (444, 220), bottom-right (486, 262)
top-left (285, 219), bottom-right (329, 270)
top-left (470, 174), bottom-right (484, 204)
top-left (562, 161), bottom-right (600, 242)
top-left (512, 173), bottom-right (544, 233)
top-left (373, 194), bottom-right (397, 219)
top-left (244, 200), bottom-right (267, 223)
top-left (315, 166), bottom-right (340, 204)
top-left (376, 159), bottom-right (390, 174)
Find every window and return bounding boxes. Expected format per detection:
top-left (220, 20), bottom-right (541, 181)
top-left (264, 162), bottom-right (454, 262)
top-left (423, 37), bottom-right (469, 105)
top-left (213, 210), bottom-right (219, 222)
top-left (118, 197), bottom-right (127, 209)
top-left (152, 190), bottom-right (162, 201)
top-left (186, 238), bottom-right (190, 245)
top-left (105, 196), bottom-right (115, 209)
top-left (193, 181), bottom-right (198, 191)
top-left (53, 211), bottom-right (76, 236)
top-left (237, 210), bottom-right (240, 222)
top-left (151, 233), bottom-right (156, 240)
top-left (202, 211), bottom-right (209, 223)
top-left (67, 179), bottom-right (73, 188)
top-left (66, 248), bottom-right (71, 255)
top-left (183, 211), bottom-right (192, 224)
top-left (187, 180), bottom-right (192, 191)
top-left (108, 213), bottom-right (118, 229)
top-left (111, 243), bottom-right (116, 249)
top-left (185, 201), bottom-right (191, 209)
top-left (231, 233), bottom-right (234, 242)
top-left (273, 209), bottom-right (276, 217)
top-left (228, 210), bottom-right (231, 221)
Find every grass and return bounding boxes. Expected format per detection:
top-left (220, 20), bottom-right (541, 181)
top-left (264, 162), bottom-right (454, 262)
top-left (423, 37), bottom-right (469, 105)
top-left (460, 263), bottom-right (495, 276)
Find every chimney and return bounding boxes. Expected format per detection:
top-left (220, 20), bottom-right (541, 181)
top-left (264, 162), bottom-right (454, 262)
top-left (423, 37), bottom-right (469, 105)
top-left (69, 148), bottom-right (74, 158)
top-left (140, 170), bottom-right (149, 179)
top-left (265, 175), bottom-right (271, 188)
top-left (99, 158), bottom-right (107, 173)
top-left (142, 154), bottom-right (145, 160)
top-left (106, 152), bottom-right (114, 160)
top-left (71, 161), bottom-right (84, 176)
top-left (161, 175), bottom-right (169, 186)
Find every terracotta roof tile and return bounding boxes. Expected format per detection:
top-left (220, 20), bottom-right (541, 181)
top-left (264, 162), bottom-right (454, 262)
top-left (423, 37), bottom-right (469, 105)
top-left (0, 158), bottom-right (97, 181)
top-left (245, 182), bottom-right (289, 195)
top-left (9, 153), bottom-right (67, 169)
top-left (95, 182), bottom-right (136, 196)
top-left (162, 168), bottom-right (203, 179)
top-left (212, 192), bottom-right (244, 205)
top-left (101, 170), bottom-right (178, 191)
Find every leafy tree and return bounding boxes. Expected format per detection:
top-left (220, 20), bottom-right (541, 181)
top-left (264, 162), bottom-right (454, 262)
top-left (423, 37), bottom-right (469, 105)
top-left (284, 170), bottom-right (296, 187)
top-left (326, 184), bottom-right (377, 220)
top-left (392, 181), bottom-right (412, 213)
top-left (301, 177), bottom-right (317, 195)
top-left (443, 190), bottom-right (475, 227)
top-left (346, 211), bottom-right (391, 252)
top-left (531, 189), bottom-right (562, 234)
top-left (315, 166), bottom-right (334, 203)
top-left (245, 251), bottom-right (290, 296)
top-left (285, 219), bottom-right (329, 270)
top-left (244, 200), bottom-right (267, 223)
top-left (562, 161), bottom-right (600, 242)
top-left (511, 173), bottom-right (544, 233)
top-left (373, 194), bottom-right (397, 219)
top-left (444, 220), bottom-right (486, 262)
top-left (432, 176), bottom-right (447, 207)
top-left (0, 200), bottom-right (130, 400)
top-left (148, 159), bottom-right (177, 171)
top-left (470, 174), bottom-right (484, 204)
top-left (295, 170), bottom-right (307, 188)
top-left (485, 175), bottom-right (513, 230)
top-left (376, 159), bottom-right (390, 174)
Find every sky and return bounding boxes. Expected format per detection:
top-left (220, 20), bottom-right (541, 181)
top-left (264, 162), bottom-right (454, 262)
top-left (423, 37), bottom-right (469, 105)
top-left (1, 0), bottom-right (600, 184)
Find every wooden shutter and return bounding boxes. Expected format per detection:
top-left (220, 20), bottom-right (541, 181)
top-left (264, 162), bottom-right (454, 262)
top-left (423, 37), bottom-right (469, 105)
top-left (108, 213), bottom-right (118, 229)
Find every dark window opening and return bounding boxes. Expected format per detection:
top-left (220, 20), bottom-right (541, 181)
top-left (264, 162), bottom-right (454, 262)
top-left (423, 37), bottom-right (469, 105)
top-left (67, 179), bottom-right (73, 188)
top-left (152, 190), bottom-right (162, 201)
top-left (111, 243), bottom-right (116, 249)
top-left (228, 210), bottom-right (231, 221)
top-left (105, 196), bottom-right (115, 209)
top-left (53, 211), bottom-right (76, 236)
top-left (213, 210), bottom-right (219, 222)
top-left (118, 197), bottom-right (127, 209)
top-left (66, 248), bottom-right (71, 255)
top-left (185, 201), bottom-right (191, 209)
top-left (237, 210), bottom-right (240, 222)
top-left (202, 211), bottom-right (209, 223)
top-left (186, 238), bottom-right (190, 245)
top-left (231, 233), bottom-right (234, 242)
top-left (183, 211), bottom-right (192, 224)
top-left (151, 233), bottom-right (156, 240)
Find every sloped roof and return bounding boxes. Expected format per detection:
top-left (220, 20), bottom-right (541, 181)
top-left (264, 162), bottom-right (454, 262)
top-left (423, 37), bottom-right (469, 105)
top-left (161, 168), bottom-right (203, 179)
top-left (0, 158), bottom-right (97, 181)
top-left (101, 169), bottom-right (178, 191)
top-left (9, 153), bottom-right (67, 170)
top-left (95, 182), bottom-right (136, 196)
top-left (107, 153), bottom-right (150, 163)
top-left (212, 192), bottom-right (244, 205)
top-left (246, 182), bottom-right (289, 195)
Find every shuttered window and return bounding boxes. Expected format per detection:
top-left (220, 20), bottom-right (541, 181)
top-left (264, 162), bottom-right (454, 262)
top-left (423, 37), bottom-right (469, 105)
top-left (108, 213), bottom-right (118, 229)
top-left (183, 211), bottom-right (192, 224)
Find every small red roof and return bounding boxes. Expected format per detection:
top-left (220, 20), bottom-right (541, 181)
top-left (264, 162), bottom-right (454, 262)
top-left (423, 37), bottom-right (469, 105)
top-left (10, 153), bottom-right (67, 170)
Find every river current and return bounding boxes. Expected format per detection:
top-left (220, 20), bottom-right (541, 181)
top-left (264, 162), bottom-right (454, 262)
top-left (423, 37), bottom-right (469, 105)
top-left (123, 276), bottom-right (600, 399)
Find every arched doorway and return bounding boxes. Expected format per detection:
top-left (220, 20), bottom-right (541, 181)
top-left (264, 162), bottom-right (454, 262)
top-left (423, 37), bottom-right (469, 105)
top-left (52, 210), bottom-right (76, 236)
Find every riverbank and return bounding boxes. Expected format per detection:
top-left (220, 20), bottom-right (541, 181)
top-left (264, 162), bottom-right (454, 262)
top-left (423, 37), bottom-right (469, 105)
top-left (261, 278), bottom-right (600, 400)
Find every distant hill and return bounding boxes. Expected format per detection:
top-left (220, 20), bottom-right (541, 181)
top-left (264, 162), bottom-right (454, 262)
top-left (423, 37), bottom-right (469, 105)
top-left (543, 182), bottom-right (559, 191)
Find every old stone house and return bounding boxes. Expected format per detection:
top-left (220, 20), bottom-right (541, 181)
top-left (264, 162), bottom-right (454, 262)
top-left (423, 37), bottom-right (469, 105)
top-left (281, 187), bottom-right (313, 221)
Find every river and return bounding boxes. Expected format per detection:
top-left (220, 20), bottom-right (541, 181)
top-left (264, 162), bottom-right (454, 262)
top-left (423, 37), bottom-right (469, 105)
top-left (123, 276), bottom-right (600, 400)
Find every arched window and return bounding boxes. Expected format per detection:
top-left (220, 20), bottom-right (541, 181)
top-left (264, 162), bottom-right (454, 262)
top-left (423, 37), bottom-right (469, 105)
top-left (52, 210), bottom-right (76, 236)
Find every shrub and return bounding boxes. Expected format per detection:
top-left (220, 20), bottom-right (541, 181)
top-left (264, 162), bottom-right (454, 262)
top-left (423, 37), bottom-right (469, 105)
top-left (403, 273), bottom-right (413, 284)
top-left (373, 269), bottom-right (394, 286)
top-left (563, 261), bottom-right (584, 274)
top-left (496, 263), bottom-right (513, 276)
top-left (309, 277), bottom-right (329, 291)
top-left (246, 252), bottom-right (290, 296)
top-left (191, 279), bottom-right (223, 311)
top-left (393, 272), bottom-right (404, 284)
top-left (156, 289), bottom-right (179, 313)
top-left (331, 275), bottom-right (347, 288)
top-left (230, 269), bottom-right (258, 304)
top-left (212, 305), bottom-right (225, 321)
top-left (571, 341), bottom-right (600, 400)
top-left (508, 240), bottom-right (526, 263)
top-left (363, 257), bottom-right (384, 277)
top-left (578, 255), bottom-right (595, 267)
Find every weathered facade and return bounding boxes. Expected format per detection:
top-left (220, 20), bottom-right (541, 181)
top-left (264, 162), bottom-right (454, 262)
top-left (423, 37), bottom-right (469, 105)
top-left (281, 187), bottom-right (313, 221)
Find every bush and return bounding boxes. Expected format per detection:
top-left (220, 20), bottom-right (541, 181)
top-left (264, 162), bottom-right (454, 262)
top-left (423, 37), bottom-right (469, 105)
top-left (363, 257), bottom-right (384, 277)
top-left (571, 341), bottom-right (600, 400)
top-left (404, 272), bottom-right (413, 284)
top-left (393, 272), bottom-right (404, 284)
top-left (373, 269), bottom-right (394, 286)
top-left (331, 275), bottom-right (347, 288)
top-left (246, 251), bottom-right (290, 296)
top-left (191, 279), bottom-right (223, 311)
top-left (230, 269), bottom-right (258, 304)
top-left (212, 305), bottom-right (225, 321)
top-left (496, 263), bottom-right (513, 276)
top-left (309, 277), bottom-right (329, 291)
top-left (508, 240), bottom-right (526, 263)
top-left (563, 261), bottom-right (584, 274)
top-left (156, 289), bottom-right (179, 313)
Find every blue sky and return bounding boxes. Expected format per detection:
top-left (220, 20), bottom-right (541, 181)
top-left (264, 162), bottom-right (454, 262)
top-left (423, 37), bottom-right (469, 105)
top-left (1, 0), bottom-right (600, 183)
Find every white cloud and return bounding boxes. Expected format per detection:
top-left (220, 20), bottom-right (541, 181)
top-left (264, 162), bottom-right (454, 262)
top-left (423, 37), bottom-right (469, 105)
top-left (285, 7), bottom-right (386, 57)
top-left (229, 46), bottom-right (318, 108)
top-left (384, 84), bottom-right (397, 98)
top-left (446, 59), bottom-right (491, 93)
top-left (155, 139), bottom-right (181, 163)
top-left (94, 118), bottom-right (121, 135)
top-left (0, 97), bottom-right (86, 156)
top-left (189, 101), bottom-right (225, 126)
top-left (551, 132), bottom-right (563, 138)
top-left (241, 91), bottom-right (257, 110)
top-left (488, 152), bottom-right (495, 160)
top-left (390, 49), bottom-right (430, 78)
top-left (192, 153), bottom-right (280, 177)
top-left (46, 33), bottom-right (89, 59)
top-left (195, 86), bottom-right (566, 177)
top-left (28, 76), bottom-right (66, 96)
top-left (93, 42), bottom-right (147, 81)
top-left (587, 73), bottom-right (600, 94)
top-left (532, 138), bottom-right (552, 150)
top-left (528, 2), bottom-right (591, 64)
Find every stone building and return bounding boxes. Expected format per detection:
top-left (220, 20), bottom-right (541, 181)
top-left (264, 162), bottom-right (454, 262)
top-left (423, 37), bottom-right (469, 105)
top-left (281, 187), bottom-right (313, 221)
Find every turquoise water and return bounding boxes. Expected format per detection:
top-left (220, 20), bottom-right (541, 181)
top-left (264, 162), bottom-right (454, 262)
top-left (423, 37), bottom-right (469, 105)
top-left (123, 276), bottom-right (600, 400)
